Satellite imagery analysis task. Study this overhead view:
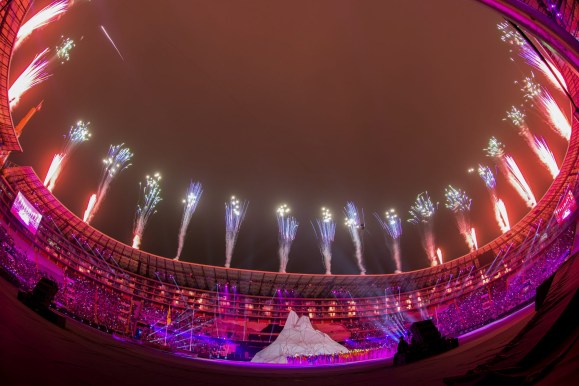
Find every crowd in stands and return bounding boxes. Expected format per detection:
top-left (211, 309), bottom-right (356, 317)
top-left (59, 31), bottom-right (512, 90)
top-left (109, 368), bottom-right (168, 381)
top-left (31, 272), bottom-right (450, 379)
top-left (0, 216), bottom-right (574, 362)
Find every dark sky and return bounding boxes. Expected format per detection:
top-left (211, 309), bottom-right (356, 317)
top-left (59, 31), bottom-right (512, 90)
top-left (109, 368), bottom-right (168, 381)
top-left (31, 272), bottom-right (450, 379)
top-left (9, 0), bottom-right (569, 274)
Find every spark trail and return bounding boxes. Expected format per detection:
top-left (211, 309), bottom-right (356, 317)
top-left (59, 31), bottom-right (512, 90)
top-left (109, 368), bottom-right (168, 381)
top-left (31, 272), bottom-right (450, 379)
top-left (485, 137), bottom-right (536, 208)
top-left (444, 185), bottom-right (476, 252)
top-left (83, 144), bottom-right (133, 224)
top-left (15, 1), bottom-right (69, 48)
top-left (313, 207), bottom-right (336, 274)
top-left (100, 26), bottom-right (125, 62)
top-left (374, 209), bottom-right (403, 273)
top-left (408, 192), bottom-right (438, 266)
top-left (505, 106), bottom-right (560, 178)
top-left (521, 76), bottom-right (571, 141)
top-left (276, 204), bottom-right (298, 273)
top-left (477, 164), bottom-right (510, 233)
top-left (44, 121), bottom-right (91, 192)
top-left (175, 181), bottom-right (203, 260)
top-left (224, 196), bottom-right (248, 268)
top-left (345, 201), bottom-right (366, 275)
top-left (132, 173), bottom-right (162, 249)
top-left (8, 48), bottom-right (51, 109)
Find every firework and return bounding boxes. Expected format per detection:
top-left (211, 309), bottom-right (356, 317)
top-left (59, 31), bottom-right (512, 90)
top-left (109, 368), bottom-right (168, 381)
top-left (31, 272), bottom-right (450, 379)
top-left (83, 144), bottom-right (133, 224)
top-left (313, 207), bottom-right (336, 274)
top-left (374, 209), bottom-right (402, 273)
top-left (132, 173), bottom-right (162, 249)
top-left (498, 22), bottom-right (567, 93)
top-left (344, 201), bottom-right (366, 275)
top-left (276, 204), bottom-right (298, 273)
top-left (521, 76), bottom-right (570, 141)
top-left (224, 196), bottom-right (248, 268)
top-left (83, 194), bottom-right (97, 223)
top-left (44, 121), bottom-right (91, 192)
top-left (436, 248), bottom-right (443, 266)
top-left (495, 198), bottom-right (511, 233)
top-left (505, 106), bottom-right (561, 177)
top-left (408, 192), bottom-right (437, 266)
top-left (485, 137), bottom-right (536, 208)
top-left (477, 164), bottom-right (510, 233)
top-left (56, 36), bottom-right (75, 64)
top-left (43, 153), bottom-right (63, 188)
top-left (505, 155), bottom-right (537, 208)
top-left (8, 48), bottom-right (51, 109)
top-left (100, 25), bottom-right (125, 62)
top-left (470, 228), bottom-right (478, 250)
top-left (15, 1), bottom-right (69, 48)
top-left (444, 185), bottom-right (476, 252)
top-left (533, 136), bottom-right (559, 178)
top-left (175, 182), bottom-right (203, 260)
top-left (477, 165), bottom-right (496, 191)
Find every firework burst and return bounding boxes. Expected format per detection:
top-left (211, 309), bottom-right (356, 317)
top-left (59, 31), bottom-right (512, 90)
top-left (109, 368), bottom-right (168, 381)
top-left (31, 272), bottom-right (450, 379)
top-left (15, 1), bottom-right (69, 48)
top-left (374, 209), bottom-right (402, 273)
top-left (56, 36), bottom-right (75, 64)
top-left (313, 207), bottom-right (336, 274)
top-left (344, 201), bottom-right (366, 275)
top-left (8, 48), bottom-right (51, 109)
top-left (478, 165), bottom-right (496, 191)
top-left (444, 185), bottom-right (476, 252)
top-left (132, 173), bottom-right (162, 249)
top-left (83, 144), bottom-right (133, 224)
top-left (276, 204), bottom-right (298, 273)
top-left (175, 181), bottom-right (203, 260)
top-left (224, 196), bottom-right (248, 268)
top-left (408, 192), bottom-right (438, 266)
top-left (44, 121), bottom-right (91, 192)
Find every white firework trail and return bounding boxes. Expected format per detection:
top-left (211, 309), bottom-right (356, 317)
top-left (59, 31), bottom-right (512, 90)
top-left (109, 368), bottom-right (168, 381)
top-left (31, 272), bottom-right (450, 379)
top-left (344, 201), bottom-right (366, 275)
top-left (374, 209), bottom-right (402, 273)
top-left (8, 48), bottom-right (51, 109)
top-left (44, 121), bottom-right (91, 192)
top-left (83, 194), bottom-right (97, 223)
top-left (132, 173), bottom-right (162, 250)
top-left (521, 76), bottom-right (571, 141)
top-left (276, 204), bottom-right (298, 273)
top-left (436, 248), bottom-right (443, 266)
top-left (408, 192), bottom-right (438, 266)
top-left (313, 207), bottom-right (336, 275)
top-left (224, 196), bottom-right (248, 268)
top-left (505, 106), bottom-right (560, 177)
top-left (533, 136), bottom-right (559, 178)
top-left (100, 25), bottom-right (125, 62)
top-left (505, 155), bottom-right (537, 208)
top-left (84, 144), bottom-right (133, 224)
top-left (15, 1), bottom-right (69, 48)
top-left (175, 181), bottom-right (203, 260)
top-left (444, 185), bottom-right (476, 252)
top-left (495, 198), bottom-right (511, 233)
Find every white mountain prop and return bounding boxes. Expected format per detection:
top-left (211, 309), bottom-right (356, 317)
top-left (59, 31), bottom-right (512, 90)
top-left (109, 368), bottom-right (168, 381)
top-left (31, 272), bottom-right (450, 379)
top-left (251, 310), bottom-right (349, 364)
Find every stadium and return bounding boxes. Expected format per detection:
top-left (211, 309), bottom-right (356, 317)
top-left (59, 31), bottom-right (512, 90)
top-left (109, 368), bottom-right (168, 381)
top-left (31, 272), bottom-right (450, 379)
top-left (0, 0), bottom-right (577, 384)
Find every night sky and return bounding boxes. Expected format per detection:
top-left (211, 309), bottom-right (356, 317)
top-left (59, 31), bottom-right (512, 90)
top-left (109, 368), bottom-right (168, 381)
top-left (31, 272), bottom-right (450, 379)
top-left (8, 0), bottom-right (569, 274)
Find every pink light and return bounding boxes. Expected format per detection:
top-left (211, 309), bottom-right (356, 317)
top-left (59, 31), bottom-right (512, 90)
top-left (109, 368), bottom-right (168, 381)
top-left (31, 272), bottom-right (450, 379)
top-left (10, 192), bottom-right (42, 235)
